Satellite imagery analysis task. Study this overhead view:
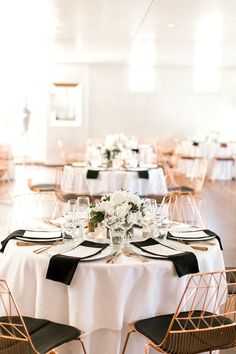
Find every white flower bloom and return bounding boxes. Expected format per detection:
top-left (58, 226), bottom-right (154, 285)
top-left (105, 206), bottom-right (115, 216)
top-left (110, 191), bottom-right (126, 205)
top-left (116, 205), bottom-right (129, 219)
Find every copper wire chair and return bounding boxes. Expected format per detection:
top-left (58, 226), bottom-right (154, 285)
top-left (0, 279), bottom-right (87, 354)
top-left (166, 158), bottom-right (208, 195)
top-left (167, 194), bottom-right (208, 229)
top-left (122, 269), bottom-right (236, 354)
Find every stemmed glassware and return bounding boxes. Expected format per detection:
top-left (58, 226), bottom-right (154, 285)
top-left (142, 199), bottom-right (157, 237)
top-left (120, 212), bottom-right (135, 245)
top-left (104, 207), bottom-right (135, 250)
top-left (103, 208), bottom-right (122, 250)
top-left (74, 197), bottom-right (90, 241)
top-left (61, 197), bottom-right (90, 242)
top-left (62, 199), bottom-right (78, 239)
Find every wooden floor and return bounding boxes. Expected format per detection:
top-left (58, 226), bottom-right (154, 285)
top-left (200, 179), bottom-right (236, 268)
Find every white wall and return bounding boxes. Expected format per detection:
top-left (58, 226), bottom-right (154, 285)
top-left (9, 62), bottom-right (236, 164)
top-left (43, 64), bottom-right (90, 165)
top-left (88, 64), bottom-right (236, 142)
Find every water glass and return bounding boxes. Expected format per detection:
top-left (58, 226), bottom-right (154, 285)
top-left (142, 199), bottom-right (157, 237)
top-left (74, 197), bottom-right (90, 241)
top-left (62, 199), bottom-right (77, 239)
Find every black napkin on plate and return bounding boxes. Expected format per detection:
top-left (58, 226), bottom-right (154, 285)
top-left (167, 229), bottom-right (223, 251)
top-left (0, 230), bottom-right (25, 253)
top-left (138, 170), bottom-right (149, 179)
top-left (131, 238), bottom-right (199, 277)
top-left (86, 169), bottom-right (99, 179)
top-left (46, 240), bottom-right (109, 285)
top-left (192, 141), bottom-right (199, 146)
top-left (132, 148), bottom-right (139, 153)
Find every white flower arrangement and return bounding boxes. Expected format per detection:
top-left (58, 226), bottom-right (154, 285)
top-left (90, 190), bottom-right (144, 227)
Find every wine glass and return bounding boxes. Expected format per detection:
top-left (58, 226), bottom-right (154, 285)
top-left (120, 211), bottom-right (135, 246)
top-left (74, 197), bottom-right (90, 241)
top-left (142, 199), bottom-right (157, 237)
top-left (62, 199), bottom-right (77, 239)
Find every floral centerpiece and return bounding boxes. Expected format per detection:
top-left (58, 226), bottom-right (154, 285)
top-left (90, 190), bottom-right (144, 228)
top-left (102, 145), bottom-right (121, 164)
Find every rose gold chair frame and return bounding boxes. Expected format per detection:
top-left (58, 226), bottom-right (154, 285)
top-left (167, 194), bottom-right (208, 229)
top-left (122, 269), bottom-right (236, 354)
top-left (0, 279), bottom-right (87, 354)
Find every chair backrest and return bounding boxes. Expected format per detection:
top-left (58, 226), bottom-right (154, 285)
top-left (0, 145), bottom-right (12, 178)
top-left (168, 194), bottom-right (208, 228)
top-left (11, 192), bottom-right (61, 230)
top-left (170, 158), bottom-right (208, 194)
top-left (57, 139), bottom-right (69, 164)
top-left (55, 167), bottom-right (90, 202)
top-left (160, 270), bottom-right (236, 354)
top-left (0, 279), bottom-right (37, 353)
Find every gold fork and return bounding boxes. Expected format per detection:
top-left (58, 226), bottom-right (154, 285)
top-left (176, 239), bottom-right (208, 251)
top-left (122, 246), bottom-right (149, 262)
top-left (33, 240), bottom-right (62, 254)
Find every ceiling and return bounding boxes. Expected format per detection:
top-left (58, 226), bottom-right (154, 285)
top-left (1, 0), bottom-right (236, 67)
top-left (50, 0), bottom-right (236, 66)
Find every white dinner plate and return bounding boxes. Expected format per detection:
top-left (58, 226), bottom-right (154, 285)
top-left (16, 237), bottom-right (63, 242)
top-left (129, 243), bottom-right (183, 258)
top-left (48, 242), bottom-right (113, 261)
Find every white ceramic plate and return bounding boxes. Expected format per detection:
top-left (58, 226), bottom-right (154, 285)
top-left (48, 242), bottom-right (112, 261)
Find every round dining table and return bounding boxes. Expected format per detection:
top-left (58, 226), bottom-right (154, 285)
top-left (0, 235), bottom-right (225, 354)
top-left (62, 165), bottom-right (168, 197)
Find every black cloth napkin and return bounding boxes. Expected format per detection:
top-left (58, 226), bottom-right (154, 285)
top-left (46, 240), bottom-right (109, 285)
top-left (138, 170), bottom-right (149, 179)
top-left (167, 229), bottom-right (223, 251)
top-left (0, 230), bottom-right (25, 253)
top-left (131, 238), bottom-right (199, 277)
top-left (192, 141), bottom-right (199, 146)
top-left (86, 169), bottom-right (99, 179)
top-left (132, 148), bottom-right (139, 153)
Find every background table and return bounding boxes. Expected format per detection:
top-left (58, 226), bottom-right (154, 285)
top-left (62, 166), bottom-right (167, 196)
top-left (0, 239), bottom-right (225, 354)
top-left (62, 166), bottom-right (168, 196)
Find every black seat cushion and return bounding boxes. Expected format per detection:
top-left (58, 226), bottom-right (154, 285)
top-left (30, 183), bottom-right (56, 192)
top-left (134, 311), bottom-right (233, 348)
top-left (168, 186), bottom-right (194, 193)
top-left (226, 267), bottom-right (236, 294)
top-left (0, 316), bottom-right (81, 353)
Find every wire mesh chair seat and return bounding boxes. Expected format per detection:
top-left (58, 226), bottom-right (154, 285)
top-left (0, 279), bottom-right (87, 354)
top-left (122, 269), bottom-right (236, 354)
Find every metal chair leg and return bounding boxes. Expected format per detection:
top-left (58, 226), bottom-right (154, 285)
top-left (79, 338), bottom-right (87, 354)
top-left (121, 329), bottom-right (135, 354)
top-left (145, 343), bottom-right (150, 354)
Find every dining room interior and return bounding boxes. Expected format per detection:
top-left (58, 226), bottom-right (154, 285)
top-left (0, 0), bottom-right (236, 353)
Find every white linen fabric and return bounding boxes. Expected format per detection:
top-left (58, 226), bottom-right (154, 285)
top-left (176, 140), bottom-right (236, 180)
top-left (62, 166), bottom-right (168, 196)
top-left (0, 239), bottom-right (225, 354)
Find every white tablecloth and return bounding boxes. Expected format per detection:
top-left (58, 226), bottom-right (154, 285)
top-left (62, 166), bottom-right (168, 196)
top-left (176, 140), bottom-right (236, 180)
top-left (0, 238), bottom-right (225, 354)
